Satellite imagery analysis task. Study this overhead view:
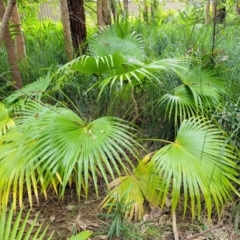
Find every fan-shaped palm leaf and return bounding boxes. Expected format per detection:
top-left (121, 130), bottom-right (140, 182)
top-left (0, 100), bottom-right (140, 210)
top-left (3, 70), bottom-right (52, 106)
top-left (100, 154), bottom-right (160, 221)
top-left (69, 52), bottom-right (125, 76)
top-left (95, 57), bottom-right (190, 98)
top-left (160, 85), bottom-right (198, 126)
top-left (181, 67), bottom-right (225, 105)
top-left (88, 20), bottom-right (144, 61)
top-left (158, 66), bottom-right (226, 125)
top-left (151, 117), bottom-right (239, 219)
top-left (0, 102), bottom-right (15, 136)
top-left (0, 204), bottom-right (53, 240)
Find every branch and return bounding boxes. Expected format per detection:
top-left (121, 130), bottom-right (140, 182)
top-left (172, 210), bottom-right (179, 240)
top-left (186, 224), bottom-right (223, 240)
top-left (0, 0), bottom-right (16, 46)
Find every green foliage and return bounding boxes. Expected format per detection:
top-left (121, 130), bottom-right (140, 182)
top-left (88, 20), bottom-right (145, 60)
top-left (158, 65), bottom-right (226, 126)
top-left (100, 154), bottom-right (159, 221)
top-left (68, 231), bottom-right (92, 240)
top-left (0, 102), bottom-right (15, 135)
top-left (0, 204), bottom-right (53, 240)
top-left (152, 117), bottom-right (239, 219)
top-left (0, 100), bottom-right (140, 209)
top-left (101, 117), bottom-right (239, 220)
top-left (20, 20), bottom-right (66, 84)
top-left (99, 198), bottom-right (142, 239)
top-left (1, 5), bottom-right (240, 238)
top-left (3, 70), bottom-right (53, 106)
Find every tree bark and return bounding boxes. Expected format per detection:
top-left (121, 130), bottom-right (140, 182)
top-left (11, 3), bottom-right (26, 60)
top-left (0, 0), bottom-right (16, 46)
top-left (205, 0), bottom-right (211, 24)
top-left (60, 0), bottom-right (74, 61)
top-left (67, 0), bottom-right (87, 55)
top-left (0, 0), bottom-right (23, 89)
top-left (123, 0), bottom-right (128, 17)
top-left (213, 0), bottom-right (226, 24)
top-left (97, 0), bottom-right (110, 27)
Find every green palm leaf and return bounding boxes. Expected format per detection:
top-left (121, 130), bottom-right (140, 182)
top-left (0, 100), bottom-right (140, 210)
top-left (0, 204), bottom-right (53, 240)
top-left (3, 71), bottom-right (52, 106)
top-left (0, 102), bottom-right (15, 136)
top-left (69, 231), bottom-right (92, 240)
top-left (88, 20), bottom-right (144, 61)
top-left (159, 66), bottom-right (226, 125)
top-left (159, 85), bottom-right (197, 126)
top-left (96, 58), bottom-right (189, 97)
top-left (69, 52), bottom-right (125, 76)
top-left (181, 67), bottom-right (225, 106)
top-left (100, 154), bottom-right (160, 221)
top-left (151, 117), bottom-right (239, 219)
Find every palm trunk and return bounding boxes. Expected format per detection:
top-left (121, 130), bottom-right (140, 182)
top-left (205, 0), bottom-right (211, 25)
top-left (97, 0), bottom-right (110, 27)
top-left (0, 0), bottom-right (16, 46)
top-left (213, 0), bottom-right (226, 24)
top-left (67, 0), bottom-right (87, 55)
top-left (123, 0), bottom-right (128, 17)
top-left (60, 0), bottom-right (74, 61)
top-left (11, 3), bottom-right (26, 60)
top-left (0, 0), bottom-right (23, 89)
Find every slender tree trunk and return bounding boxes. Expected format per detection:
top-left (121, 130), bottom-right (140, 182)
top-left (67, 0), bottom-right (87, 55)
top-left (11, 3), bottom-right (26, 60)
top-left (205, 0), bottom-right (211, 24)
top-left (60, 0), bottom-right (74, 61)
top-left (0, 0), bottom-right (16, 46)
top-left (0, 0), bottom-right (23, 89)
top-left (213, 0), bottom-right (226, 24)
top-left (97, 0), bottom-right (110, 27)
top-left (123, 0), bottom-right (128, 17)
top-left (102, 0), bottom-right (110, 25)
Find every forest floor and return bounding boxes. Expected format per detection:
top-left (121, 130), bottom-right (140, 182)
top-left (20, 184), bottom-right (240, 240)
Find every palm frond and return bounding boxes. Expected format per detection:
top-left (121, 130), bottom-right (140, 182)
top-left (158, 65), bottom-right (226, 125)
top-left (151, 117), bottom-right (239, 219)
top-left (0, 102), bottom-right (15, 136)
top-left (181, 67), bottom-right (225, 106)
top-left (0, 100), bottom-right (140, 210)
top-left (159, 85), bottom-right (198, 126)
top-left (88, 21), bottom-right (144, 61)
top-left (100, 154), bottom-right (160, 221)
top-left (0, 204), bottom-right (53, 240)
top-left (69, 231), bottom-right (92, 240)
top-left (69, 52), bottom-right (125, 76)
top-left (3, 70), bottom-right (52, 106)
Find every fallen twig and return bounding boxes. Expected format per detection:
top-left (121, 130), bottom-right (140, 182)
top-left (172, 210), bottom-right (179, 240)
top-left (185, 224), bottom-right (223, 240)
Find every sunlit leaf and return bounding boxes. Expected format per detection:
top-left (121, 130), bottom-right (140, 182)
top-left (0, 100), bottom-right (140, 210)
top-left (151, 117), bottom-right (239, 219)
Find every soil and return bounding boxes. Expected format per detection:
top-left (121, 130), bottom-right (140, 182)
top-left (18, 185), bottom-right (240, 240)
